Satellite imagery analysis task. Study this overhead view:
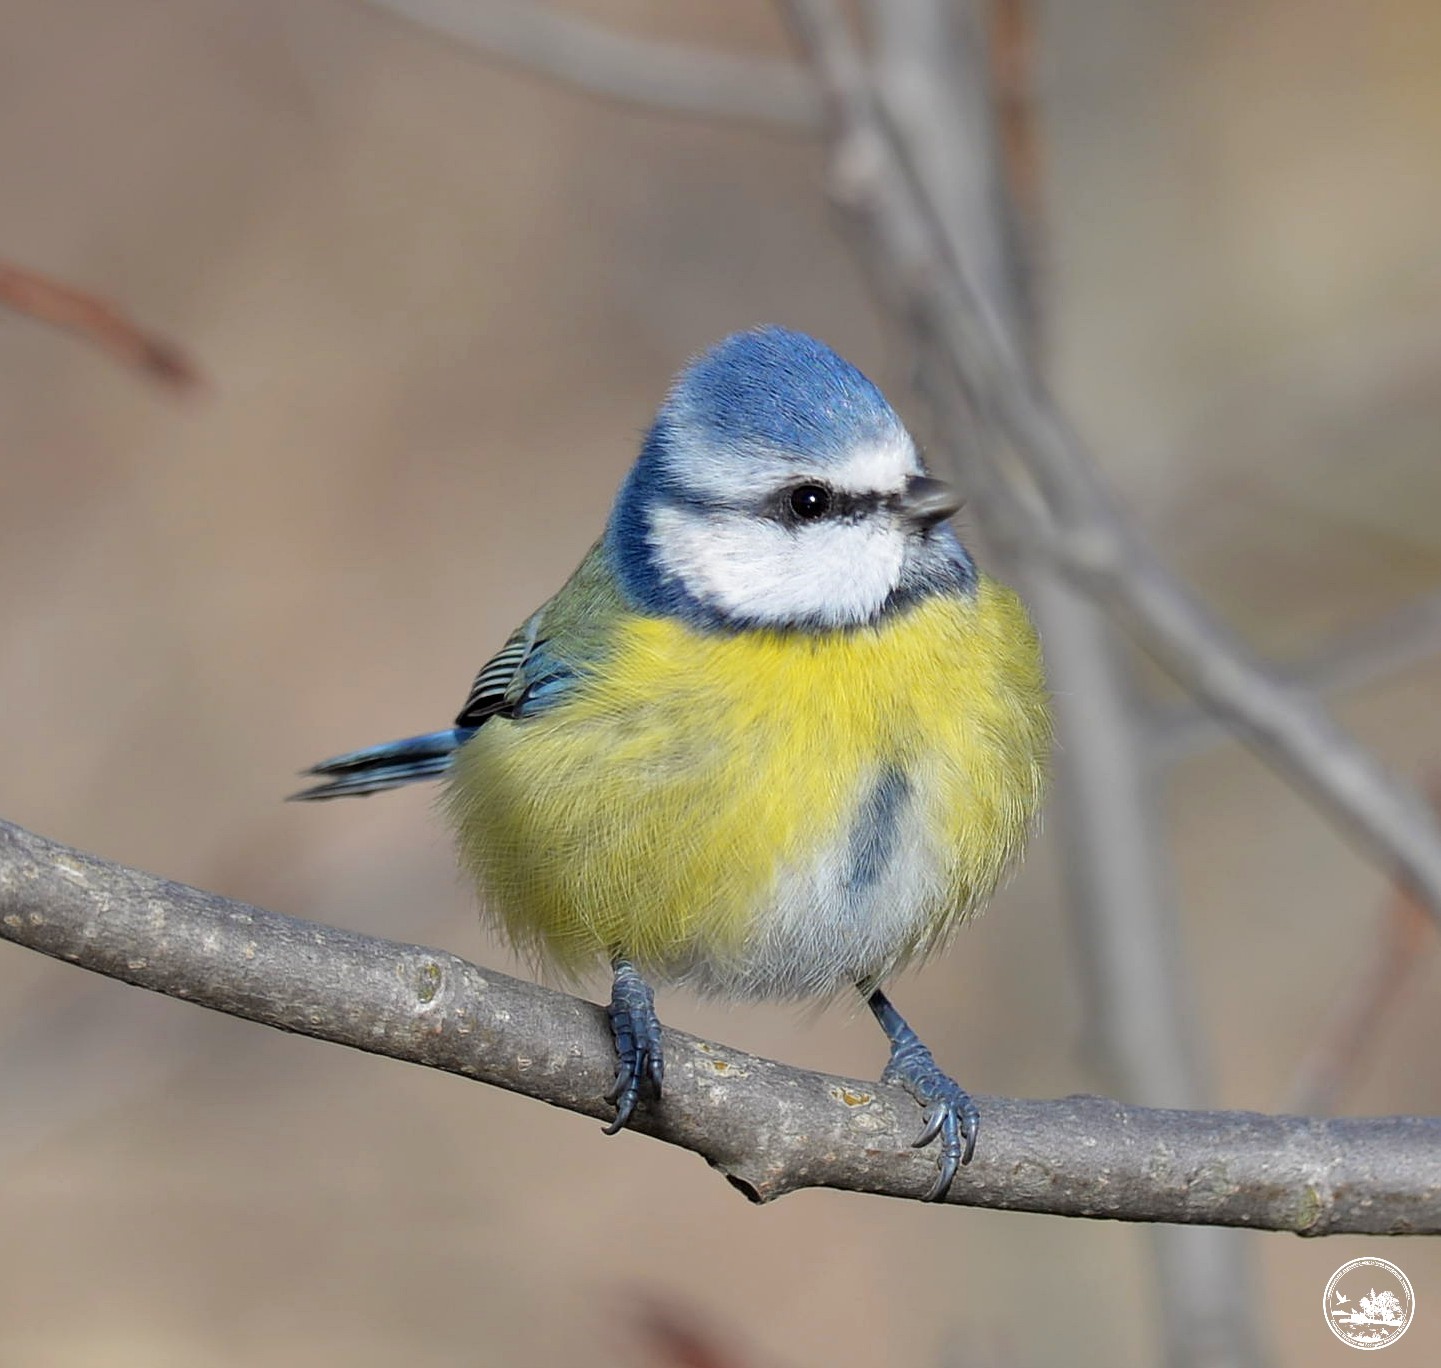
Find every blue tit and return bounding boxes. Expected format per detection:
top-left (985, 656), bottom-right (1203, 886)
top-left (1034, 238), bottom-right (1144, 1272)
top-left (294, 326), bottom-right (1049, 1200)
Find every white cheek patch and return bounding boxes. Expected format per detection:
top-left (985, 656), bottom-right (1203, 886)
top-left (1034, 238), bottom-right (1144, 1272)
top-left (649, 504), bottom-right (906, 626)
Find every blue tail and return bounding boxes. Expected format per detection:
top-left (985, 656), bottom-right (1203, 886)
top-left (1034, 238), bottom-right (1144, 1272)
top-left (289, 728), bottom-right (474, 800)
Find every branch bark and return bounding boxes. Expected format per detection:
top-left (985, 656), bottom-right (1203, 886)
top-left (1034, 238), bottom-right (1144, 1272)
top-left (1, 818), bottom-right (1436, 1233)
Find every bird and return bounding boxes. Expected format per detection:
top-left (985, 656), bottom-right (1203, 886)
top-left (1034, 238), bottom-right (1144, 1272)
top-left (293, 326), bottom-right (1050, 1201)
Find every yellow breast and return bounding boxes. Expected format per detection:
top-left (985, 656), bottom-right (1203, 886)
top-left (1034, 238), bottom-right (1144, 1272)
top-left (445, 576), bottom-right (1049, 994)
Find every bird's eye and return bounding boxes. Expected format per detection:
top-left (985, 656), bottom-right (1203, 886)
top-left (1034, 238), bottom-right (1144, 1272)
top-left (787, 484), bottom-right (832, 521)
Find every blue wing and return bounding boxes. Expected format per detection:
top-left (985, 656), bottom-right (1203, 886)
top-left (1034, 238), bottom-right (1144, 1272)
top-left (289, 727), bottom-right (473, 799)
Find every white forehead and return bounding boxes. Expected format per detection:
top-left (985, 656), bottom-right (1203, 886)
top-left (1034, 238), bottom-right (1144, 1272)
top-left (825, 434), bottom-right (922, 493)
top-left (648, 503), bottom-right (906, 627)
top-left (669, 430), bottom-right (921, 504)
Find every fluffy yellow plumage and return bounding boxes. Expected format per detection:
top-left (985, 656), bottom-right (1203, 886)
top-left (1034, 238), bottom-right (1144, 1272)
top-left (297, 327), bottom-right (1053, 1193)
top-left (445, 574), bottom-right (1049, 994)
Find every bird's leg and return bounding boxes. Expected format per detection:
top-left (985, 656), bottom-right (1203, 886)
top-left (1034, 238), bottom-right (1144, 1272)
top-left (603, 958), bottom-right (664, 1134)
top-left (866, 986), bottom-right (979, 1202)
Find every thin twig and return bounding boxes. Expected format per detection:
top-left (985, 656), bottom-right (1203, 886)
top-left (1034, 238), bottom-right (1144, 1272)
top-left (1, 818), bottom-right (1437, 1233)
top-left (0, 260), bottom-right (201, 392)
top-left (361, 0), bottom-right (821, 129)
top-left (1152, 586), bottom-right (1441, 763)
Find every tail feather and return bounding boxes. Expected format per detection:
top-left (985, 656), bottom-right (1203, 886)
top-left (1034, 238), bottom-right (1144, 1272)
top-left (289, 727), bottom-right (472, 800)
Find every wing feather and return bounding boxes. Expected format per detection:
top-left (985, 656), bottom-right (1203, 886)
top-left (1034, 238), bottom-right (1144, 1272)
top-left (454, 617), bottom-right (542, 727)
top-left (453, 540), bottom-right (623, 728)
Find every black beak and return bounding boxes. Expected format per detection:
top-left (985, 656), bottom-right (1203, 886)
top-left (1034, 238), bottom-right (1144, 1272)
top-left (896, 474), bottom-right (962, 529)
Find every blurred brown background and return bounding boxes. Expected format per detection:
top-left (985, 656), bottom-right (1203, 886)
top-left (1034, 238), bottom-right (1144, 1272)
top-left (2, 1), bottom-right (1440, 1364)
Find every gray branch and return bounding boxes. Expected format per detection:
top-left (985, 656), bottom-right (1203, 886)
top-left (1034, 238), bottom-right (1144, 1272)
top-left (361, 0), bottom-right (821, 129)
top-left (1, 818), bottom-right (1436, 1233)
top-left (1151, 586), bottom-right (1441, 764)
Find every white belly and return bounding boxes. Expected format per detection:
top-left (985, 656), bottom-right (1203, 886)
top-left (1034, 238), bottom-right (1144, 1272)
top-left (675, 765), bottom-right (949, 999)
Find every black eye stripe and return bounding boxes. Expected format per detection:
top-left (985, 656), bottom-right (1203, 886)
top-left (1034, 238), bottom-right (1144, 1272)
top-left (713, 484), bottom-right (895, 524)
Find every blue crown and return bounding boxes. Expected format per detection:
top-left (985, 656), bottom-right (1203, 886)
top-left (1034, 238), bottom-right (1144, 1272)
top-left (660, 326), bottom-right (905, 465)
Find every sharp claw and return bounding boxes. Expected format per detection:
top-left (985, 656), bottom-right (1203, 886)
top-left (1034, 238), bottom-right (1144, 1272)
top-left (604, 1040), bottom-right (657, 1134)
top-left (602, 1086), bottom-right (637, 1135)
top-left (914, 1106), bottom-right (969, 1201)
top-left (913, 1107), bottom-right (945, 1149)
top-left (897, 1078), bottom-right (979, 1200)
top-left (603, 1046), bottom-right (654, 1134)
top-left (960, 1111), bottom-right (979, 1167)
top-left (923, 1151), bottom-right (960, 1203)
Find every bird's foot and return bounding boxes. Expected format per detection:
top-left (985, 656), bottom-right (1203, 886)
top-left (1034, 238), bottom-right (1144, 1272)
top-left (868, 988), bottom-right (978, 1202)
top-left (883, 1040), bottom-right (979, 1201)
top-left (604, 959), bottom-right (663, 1134)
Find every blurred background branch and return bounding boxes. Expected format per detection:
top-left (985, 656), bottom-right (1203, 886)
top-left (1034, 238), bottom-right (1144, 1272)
top-left (1152, 585), bottom-right (1441, 763)
top-left (2, 816), bottom-right (1437, 1234)
top-left (0, 259), bottom-right (201, 392)
top-left (362, 0), bottom-right (820, 128)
